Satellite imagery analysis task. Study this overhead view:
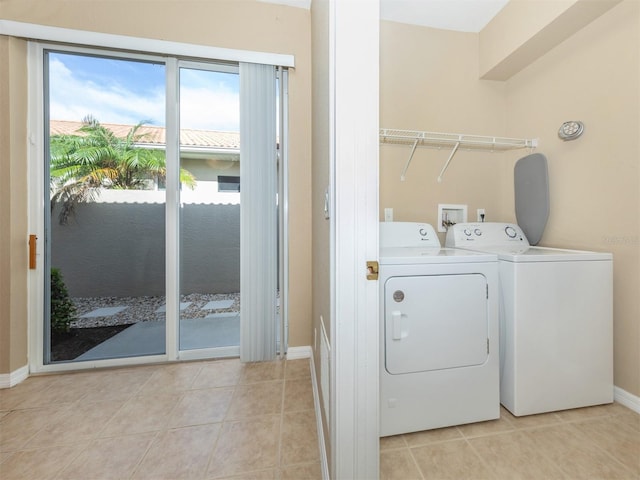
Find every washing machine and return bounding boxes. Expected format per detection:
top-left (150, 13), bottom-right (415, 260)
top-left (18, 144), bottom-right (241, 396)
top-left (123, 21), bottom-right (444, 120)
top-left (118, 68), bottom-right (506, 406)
top-left (445, 222), bottom-right (613, 416)
top-left (379, 222), bottom-right (499, 437)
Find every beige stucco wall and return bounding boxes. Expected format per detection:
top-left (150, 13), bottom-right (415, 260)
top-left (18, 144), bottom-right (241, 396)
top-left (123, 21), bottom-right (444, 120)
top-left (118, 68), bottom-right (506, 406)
top-left (380, 1), bottom-right (639, 397)
top-left (0, 36), bottom-right (29, 376)
top-left (380, 21), bottom-right (512, 244)
top-left (0, 38), bottom-right (7, 375)
top-left (0, 0), bottom-right (312, 376)
top-left (479, 0), bottom-right (580, 78)
top-left (310, 0), bottom-right (332, 465)
top-left (479, 0), bottom-right (623, 80)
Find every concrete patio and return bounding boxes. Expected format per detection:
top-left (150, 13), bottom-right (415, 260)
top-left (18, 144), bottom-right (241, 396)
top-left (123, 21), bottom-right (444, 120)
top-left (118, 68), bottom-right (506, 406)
top-left (68, 293), bottom-right (241, 361)
top-left (76, 313), bottom-right (240, 361)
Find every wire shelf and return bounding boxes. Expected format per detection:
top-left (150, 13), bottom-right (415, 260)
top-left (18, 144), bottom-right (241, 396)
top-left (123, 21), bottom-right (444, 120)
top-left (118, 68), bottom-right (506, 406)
top-left (380, 129), bottom-right (537, 150)
top-left (379, 128), bottom-right (538, 181)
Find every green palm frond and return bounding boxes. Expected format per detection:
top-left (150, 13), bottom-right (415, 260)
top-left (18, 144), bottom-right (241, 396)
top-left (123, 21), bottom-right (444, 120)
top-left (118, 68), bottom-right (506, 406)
top-left (49, 118), bottom-right (197, 224)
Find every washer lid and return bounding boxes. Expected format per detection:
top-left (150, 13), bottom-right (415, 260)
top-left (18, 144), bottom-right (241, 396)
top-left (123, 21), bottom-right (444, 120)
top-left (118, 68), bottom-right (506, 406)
top-left (514, 153), bottom-right (549, 246)
top-left (380, 247), bottom-right (497, 265)
top-left (471, 245), bottom-right (612, 262)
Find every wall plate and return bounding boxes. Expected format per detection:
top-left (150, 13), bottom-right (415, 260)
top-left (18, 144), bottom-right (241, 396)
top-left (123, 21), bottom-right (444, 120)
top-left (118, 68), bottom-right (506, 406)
top-left (438, 204), bottom-right (467, 233)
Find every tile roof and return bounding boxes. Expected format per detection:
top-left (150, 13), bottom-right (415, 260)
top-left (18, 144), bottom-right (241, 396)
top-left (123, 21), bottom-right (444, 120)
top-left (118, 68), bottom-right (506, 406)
top-left (50, 120), bottom-right (239, 149)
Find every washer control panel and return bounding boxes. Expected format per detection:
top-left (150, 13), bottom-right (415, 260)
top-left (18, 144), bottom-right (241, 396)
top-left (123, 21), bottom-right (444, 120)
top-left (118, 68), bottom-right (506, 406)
top-left (445, 222), bottom-right (530, 247)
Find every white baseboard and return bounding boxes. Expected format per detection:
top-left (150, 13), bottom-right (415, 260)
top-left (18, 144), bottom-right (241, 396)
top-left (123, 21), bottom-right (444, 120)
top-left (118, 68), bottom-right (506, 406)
top-left (614, 385), bottom-right (640, 414)
top-left (0, 365), bottom-right (29, 389)
top-left (309, 352), bottom-right (330, 480)
top-left (286, 345), bottom-right (312, 360)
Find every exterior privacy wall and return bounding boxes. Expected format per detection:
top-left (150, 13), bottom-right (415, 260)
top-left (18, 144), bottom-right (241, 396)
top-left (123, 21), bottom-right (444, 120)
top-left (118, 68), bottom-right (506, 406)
top-left (52, 199), bottom-right (240, 297)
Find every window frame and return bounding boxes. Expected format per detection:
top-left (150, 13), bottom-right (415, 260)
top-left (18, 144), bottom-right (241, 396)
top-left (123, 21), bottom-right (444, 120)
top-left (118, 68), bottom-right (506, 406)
top-left (218, 175), bottom-right (241, 192)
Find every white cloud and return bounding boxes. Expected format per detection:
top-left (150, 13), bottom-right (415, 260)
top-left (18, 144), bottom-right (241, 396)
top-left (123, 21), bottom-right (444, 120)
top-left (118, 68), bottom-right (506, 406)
top-left (49, 57), bottom-right (165, 126)
top-left (48, 58), bottom-right (240, 132)
top-left (180, 86), bottom-right (239, 131)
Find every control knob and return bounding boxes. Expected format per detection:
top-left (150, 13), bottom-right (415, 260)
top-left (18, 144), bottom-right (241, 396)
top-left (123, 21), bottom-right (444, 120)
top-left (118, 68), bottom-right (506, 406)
top-left (505, 226), bottom-right (518, 238)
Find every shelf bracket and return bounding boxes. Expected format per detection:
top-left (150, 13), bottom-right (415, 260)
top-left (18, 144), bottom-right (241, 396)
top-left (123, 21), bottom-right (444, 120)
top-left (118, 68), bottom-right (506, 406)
top-left (400, 137), bottom-right (420, 181)
top-left (437, 141), bottom-right (460, 183)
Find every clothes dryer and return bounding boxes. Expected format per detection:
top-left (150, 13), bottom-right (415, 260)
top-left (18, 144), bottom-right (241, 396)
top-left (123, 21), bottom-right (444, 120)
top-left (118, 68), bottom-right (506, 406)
top-left (379, 222), bottom-right (499, 436)
top-left (445, 223), bottom-right (613, 416)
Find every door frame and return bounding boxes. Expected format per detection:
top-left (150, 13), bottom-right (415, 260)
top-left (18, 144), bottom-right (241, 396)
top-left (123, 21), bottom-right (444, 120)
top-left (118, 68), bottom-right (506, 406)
top-left (329, 0), bottom-right (380, 478)
top-left (173, 59), bottom-right (244, 361)
top-left (27, 39), bottom-right (290, 373)
top-left (27, 43), bottom-right (172, 373)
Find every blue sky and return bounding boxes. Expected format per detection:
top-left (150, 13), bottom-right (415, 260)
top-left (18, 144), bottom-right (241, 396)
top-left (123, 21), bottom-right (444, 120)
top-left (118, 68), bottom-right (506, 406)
top-left (48, 52), bottom-right (240, 131)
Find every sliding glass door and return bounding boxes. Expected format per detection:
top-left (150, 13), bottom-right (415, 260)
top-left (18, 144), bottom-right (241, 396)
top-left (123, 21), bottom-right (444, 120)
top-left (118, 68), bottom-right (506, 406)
top-left (178, 63), bottom-right (241, 354)
top-left (38, 45), bottom-right (284, 368)
top-left (45, 51), bottom-right (168, 363)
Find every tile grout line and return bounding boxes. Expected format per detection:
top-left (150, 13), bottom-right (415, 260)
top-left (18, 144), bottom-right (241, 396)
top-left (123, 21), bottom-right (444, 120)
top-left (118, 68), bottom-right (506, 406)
top-left (520, 426), bottom-right (579, 478)
top-left (92, 393), bottom-right (134, 441)
top-left (127, 430), bottom-right (162, 480)
top-left (201, 417), bottom-right (225, 479)
top-left (202, 363), bottom-right (242, 478)
top-left (463, 435), bottom-right (497, 477)
top-left (28, 403), bottom-right (96, 480)
top-left (406, 444), bottom-right (427, 480)
top-left (564, 414), bottom-right (639, 477)
top-left (123, 366), bottom-right (193, 479)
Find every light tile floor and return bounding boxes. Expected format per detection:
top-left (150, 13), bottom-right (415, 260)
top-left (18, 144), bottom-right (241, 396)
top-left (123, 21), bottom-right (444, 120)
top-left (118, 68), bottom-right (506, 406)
top-left (381, 402), bottom-right (640, 480)
top-left (3, 359), bottom-right (639, 480)
top-left (0, 358), bottom-right (321, 480)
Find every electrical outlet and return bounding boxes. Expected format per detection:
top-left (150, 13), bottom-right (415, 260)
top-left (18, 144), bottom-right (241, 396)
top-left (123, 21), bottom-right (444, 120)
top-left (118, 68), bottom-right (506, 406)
top-left (384, 208), bottom-right (393, 222)
top-left (477, 208), bottom-right (486, 222)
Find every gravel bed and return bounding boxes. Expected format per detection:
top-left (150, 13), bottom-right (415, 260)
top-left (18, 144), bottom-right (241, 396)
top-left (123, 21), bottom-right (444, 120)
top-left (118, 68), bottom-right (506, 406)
top-left (71, 292), bottom-right (240, 328)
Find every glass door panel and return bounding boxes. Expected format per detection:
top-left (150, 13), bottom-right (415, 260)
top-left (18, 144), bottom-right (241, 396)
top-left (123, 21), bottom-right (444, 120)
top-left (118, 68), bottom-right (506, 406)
top-left (45, 51), bottom-right (167, 363)
top-left (178, 64), bottom-right (241, 352)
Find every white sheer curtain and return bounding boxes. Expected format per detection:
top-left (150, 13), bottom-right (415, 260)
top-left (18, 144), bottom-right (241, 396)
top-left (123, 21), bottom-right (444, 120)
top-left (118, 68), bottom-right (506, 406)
top-left (239, 62), bottom-right (278, 362)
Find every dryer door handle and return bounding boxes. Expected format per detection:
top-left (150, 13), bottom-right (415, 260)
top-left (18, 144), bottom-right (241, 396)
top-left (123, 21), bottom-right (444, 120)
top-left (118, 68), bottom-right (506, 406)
top-left (392, 311), bottom-right (403, 340)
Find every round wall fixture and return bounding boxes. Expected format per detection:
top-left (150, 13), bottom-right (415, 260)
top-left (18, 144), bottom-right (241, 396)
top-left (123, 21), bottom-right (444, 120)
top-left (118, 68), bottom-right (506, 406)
top-left (558, 121), bottom-right (584, 141)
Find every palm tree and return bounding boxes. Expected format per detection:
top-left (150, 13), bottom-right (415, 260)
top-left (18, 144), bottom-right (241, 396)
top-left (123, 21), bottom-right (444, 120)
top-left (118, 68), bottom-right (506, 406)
top-left (50, 117), bottom-right (196, 224)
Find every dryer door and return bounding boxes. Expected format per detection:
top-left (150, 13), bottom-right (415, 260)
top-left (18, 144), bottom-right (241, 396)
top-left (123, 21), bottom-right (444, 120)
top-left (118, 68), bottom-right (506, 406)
top-left (384, 274), bottom-right (488, 375)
